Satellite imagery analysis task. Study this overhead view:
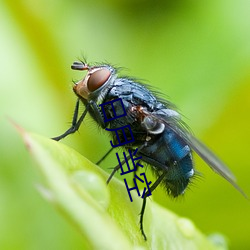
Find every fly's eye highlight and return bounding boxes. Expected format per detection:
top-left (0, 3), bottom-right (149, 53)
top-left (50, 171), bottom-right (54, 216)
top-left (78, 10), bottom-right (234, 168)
top-left (87, 68), bottom-right (111, 92)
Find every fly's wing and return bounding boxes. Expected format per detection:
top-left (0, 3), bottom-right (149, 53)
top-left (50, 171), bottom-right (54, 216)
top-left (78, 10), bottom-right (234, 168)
top-left (151, 110), bottom-right (247, 198)
top-left (181, 131), bottom-right (248, 198)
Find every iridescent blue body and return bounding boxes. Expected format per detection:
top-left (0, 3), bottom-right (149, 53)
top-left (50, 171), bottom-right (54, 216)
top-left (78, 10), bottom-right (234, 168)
top-left (89, 76), bottom-right (194, 197)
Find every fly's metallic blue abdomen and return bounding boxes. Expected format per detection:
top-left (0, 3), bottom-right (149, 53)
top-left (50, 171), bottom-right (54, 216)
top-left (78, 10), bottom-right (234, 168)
top-left (139, 129), bottom-right (193, 197)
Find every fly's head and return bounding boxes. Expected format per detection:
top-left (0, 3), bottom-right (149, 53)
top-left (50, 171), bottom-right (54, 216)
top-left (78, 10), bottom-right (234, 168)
top-left (72, 61), bottom-right (116, 102)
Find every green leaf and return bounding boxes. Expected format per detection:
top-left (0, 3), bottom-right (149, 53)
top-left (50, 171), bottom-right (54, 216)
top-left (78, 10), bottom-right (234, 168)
top-left (19, 128), bottom-right (226, 250)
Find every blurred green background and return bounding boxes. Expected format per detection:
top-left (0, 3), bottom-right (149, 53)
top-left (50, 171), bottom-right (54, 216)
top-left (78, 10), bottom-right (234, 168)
top-left (1, 0), bottom-right (250, 249)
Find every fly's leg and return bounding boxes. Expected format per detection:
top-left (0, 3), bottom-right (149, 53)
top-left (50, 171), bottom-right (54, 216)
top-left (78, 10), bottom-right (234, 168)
top-left (52, 99), bottom-right (106, 141)
top-left (105, 143), bottom-right (166, 240)
top-left (106, 154), bottom-right (131, 184)
top-left (106, 144), bottom-right (145, 184)
top-left (97, 147), bottom-right (144, 180)
top-left (107, 164), bottom-right (121, 184)
top-left (96, 147), bottom-right (114, 165)
top-left (106, 144), bottom-right (147, 185)
top-left (52, 99), bottom-right (89, 141)
top-left (140, 171), bottom-right (168, 240)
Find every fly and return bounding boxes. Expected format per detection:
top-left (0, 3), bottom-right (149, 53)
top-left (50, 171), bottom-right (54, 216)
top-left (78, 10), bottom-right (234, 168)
top-left (52, 60), bottom-right (247, 240)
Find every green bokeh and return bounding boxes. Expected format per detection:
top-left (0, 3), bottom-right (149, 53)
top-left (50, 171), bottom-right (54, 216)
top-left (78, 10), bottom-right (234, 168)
top-left (0, 0), bottom-right (250, 249)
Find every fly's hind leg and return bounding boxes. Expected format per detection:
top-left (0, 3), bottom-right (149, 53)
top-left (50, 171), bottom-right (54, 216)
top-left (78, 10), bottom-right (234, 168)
top-left (139, 171), bottom-right (168, 240)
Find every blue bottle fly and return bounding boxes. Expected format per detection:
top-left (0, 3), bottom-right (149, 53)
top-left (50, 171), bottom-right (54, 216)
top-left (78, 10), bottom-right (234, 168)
top-left (52, 60), bottom-right (246, 240)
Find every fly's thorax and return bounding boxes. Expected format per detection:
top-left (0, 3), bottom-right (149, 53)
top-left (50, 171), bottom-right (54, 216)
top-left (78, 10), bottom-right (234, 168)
top-left (73, 64), bottom-right (117, 103)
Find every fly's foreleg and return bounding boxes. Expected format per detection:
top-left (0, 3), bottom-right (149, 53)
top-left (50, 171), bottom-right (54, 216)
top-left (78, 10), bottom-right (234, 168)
top-left (52, 99), bottom-right (89, 141)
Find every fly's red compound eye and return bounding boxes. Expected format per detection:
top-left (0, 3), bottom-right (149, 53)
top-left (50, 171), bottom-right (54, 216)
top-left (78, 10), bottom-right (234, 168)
top-left (87, 68), bottom-right (111, 92)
